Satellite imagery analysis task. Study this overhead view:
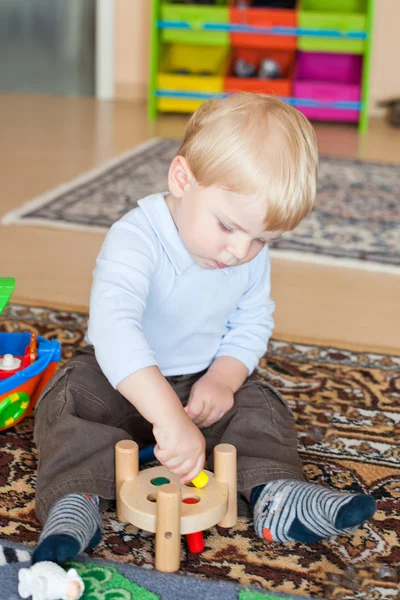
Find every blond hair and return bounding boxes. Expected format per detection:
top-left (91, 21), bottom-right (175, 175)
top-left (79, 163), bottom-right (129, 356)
top-left (177, 93), bottom-right (318, 231)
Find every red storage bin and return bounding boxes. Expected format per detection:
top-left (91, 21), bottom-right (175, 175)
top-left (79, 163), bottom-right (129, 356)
top-left (294, 51), bottom-right (362, 122)
top-left (224, 47), bottom-right (294, 97)
top-left (229, 3), bottom-right (297, 50)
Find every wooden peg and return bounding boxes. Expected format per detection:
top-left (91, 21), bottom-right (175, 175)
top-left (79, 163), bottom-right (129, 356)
top-left (183, 497), bottom-right (204, 553)
top-left (155, 483), bottom-right (181, 572)
top-left (214, 443), bottom-right (237, 527)
top-left (115, 440), bottom-right (138, 521)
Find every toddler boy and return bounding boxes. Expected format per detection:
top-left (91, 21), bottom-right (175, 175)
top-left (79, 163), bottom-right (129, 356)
top-left (32, 93), bottom-right (376, 564)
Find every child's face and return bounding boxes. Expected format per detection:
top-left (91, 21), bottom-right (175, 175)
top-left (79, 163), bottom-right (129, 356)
top-left (170, 179), bottom-right (282, 270)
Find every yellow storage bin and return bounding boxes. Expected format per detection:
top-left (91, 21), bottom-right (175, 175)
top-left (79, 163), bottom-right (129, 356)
top-left (157, 44), bottom-right (228, 113)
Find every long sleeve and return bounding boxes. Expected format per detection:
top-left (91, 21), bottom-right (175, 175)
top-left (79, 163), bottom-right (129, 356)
top-left (87, 216), bottom-right (160, 388)
top-left (214, 247), bottom-right (275, 374)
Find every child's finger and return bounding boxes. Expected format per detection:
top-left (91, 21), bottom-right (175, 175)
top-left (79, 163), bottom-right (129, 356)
top-left (153, 443), bottom-right (161, 459)
top-left (197, 409), bottom-right (217, 428)
top-left (181, 455), bottom-right (205, 484)
top-left (198, 411), bottom-right (224, 429)
top-left (184, 405), bottom-right (196, 419)
top-left (154, 445), bottom-right (173, 465)
top-left (163, 456), bottom-right (185, 470)
top-left (186, 398), bottom-right (205, 421)
top-left (172, 459), bottom-right (194, 481)
top-left (193, 404), bottom-right (210, 424)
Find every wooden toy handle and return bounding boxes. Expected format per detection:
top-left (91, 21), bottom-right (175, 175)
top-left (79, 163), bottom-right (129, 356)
top-left (115, 440), bottom-right (138, 521)
top-left (214, 443), bottom-right (237, 528)
top-left (155, 483), bottom-right (181, 572)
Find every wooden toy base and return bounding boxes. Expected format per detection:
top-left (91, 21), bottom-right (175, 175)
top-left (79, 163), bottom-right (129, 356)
top-left (115, 440), bottom-right (237, 572)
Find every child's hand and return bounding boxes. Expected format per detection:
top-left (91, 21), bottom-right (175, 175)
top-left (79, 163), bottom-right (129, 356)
top-left (184, 372), bottom-right (234, 429)
top-left (153, 413), bottom-right (206, 484)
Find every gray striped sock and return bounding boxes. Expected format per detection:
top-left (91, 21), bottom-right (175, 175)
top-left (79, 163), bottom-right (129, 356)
top-left (253, 480), bottom-right (376, 542)
top-left (38, 493), bottom-right (102, 552)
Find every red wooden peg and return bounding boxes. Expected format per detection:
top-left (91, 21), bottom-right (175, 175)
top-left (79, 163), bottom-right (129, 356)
top-left (183, 497), bottom-right (204, 553)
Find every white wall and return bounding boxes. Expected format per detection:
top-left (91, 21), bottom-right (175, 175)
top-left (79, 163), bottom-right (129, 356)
top-left (114, 0), bottom-right (150, 100)
top-left (369, 0), bottom-right (400, 117)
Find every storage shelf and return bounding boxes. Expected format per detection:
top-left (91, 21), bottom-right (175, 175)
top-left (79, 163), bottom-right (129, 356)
top-left (149, 0), bottom-right (375, 132)
top-left (155, 89), bottom-right (362, 110)
top-left (158, 21), bottom-right (368, 40)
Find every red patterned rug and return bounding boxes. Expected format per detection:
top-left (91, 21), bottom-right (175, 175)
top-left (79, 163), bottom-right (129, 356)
top-left (0, 302), bottom-right (399, 599)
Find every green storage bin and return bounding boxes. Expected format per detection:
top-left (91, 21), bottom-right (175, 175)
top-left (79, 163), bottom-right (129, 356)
top-left (160, 3), bottom-right (229, 46)
top-left (299, 0), bottom-right (367, 54)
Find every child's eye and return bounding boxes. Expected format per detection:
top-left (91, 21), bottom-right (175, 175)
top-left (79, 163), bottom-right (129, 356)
top-left (218, 220), bottom-right (233, 233)
top-left (255, 238), bottom-right (266, 245)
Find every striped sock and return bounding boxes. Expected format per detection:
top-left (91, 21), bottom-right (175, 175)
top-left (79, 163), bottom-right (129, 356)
top-left (251, 480), bottom-right (376, 543)
top-left (32, 493), bottom-right (102, 565)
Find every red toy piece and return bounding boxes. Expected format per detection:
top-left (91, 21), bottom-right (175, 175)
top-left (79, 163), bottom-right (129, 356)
top-left (0, 333), bottom-right (38, 381)
top-left (183, 498), bottom-right (205, 553)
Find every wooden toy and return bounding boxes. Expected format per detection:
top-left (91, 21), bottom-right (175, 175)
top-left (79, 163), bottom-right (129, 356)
top-left (183, 497), bottom-right (205, 553)
top-left (191, 469), bottom-right (209, 488)
top-left (116, 440), bottom-right (237, 572)
top-left (138, 443), bottom-right (209, 489)
top-left (138, 443), bottom-right (207, 551)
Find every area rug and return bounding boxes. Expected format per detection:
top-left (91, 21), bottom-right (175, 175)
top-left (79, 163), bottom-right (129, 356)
top-left (0, 303), bottom-right (399, 600)
top-left (1, 540), bottom-right (304, 600)
top-left (2, 138), bottom-right (400, 274)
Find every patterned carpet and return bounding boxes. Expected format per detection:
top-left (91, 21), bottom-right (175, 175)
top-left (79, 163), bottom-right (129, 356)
top-left (1, 541), bottom-right (305, 600)
top-left (2, 138), bottom-right (400, 272)
top-left (0, 303), bottom-right (399, 599)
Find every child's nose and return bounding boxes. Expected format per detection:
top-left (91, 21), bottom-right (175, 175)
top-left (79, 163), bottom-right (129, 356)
top-left (229, 235), bottom-right (251, 261)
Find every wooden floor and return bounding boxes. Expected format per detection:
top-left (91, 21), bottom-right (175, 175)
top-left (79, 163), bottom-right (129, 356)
top-left (1, 94), bottom-right (400, 354)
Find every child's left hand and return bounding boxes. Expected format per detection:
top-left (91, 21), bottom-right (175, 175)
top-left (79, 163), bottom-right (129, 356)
top-left (184, 372), bottom-right (234, 429)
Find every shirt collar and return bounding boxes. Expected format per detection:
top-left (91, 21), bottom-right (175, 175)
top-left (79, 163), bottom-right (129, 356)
top-left (138, 193), bottom-right (232, 276)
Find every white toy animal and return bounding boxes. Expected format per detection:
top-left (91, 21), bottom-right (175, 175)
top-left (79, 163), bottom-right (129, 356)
top-left (18, 561), bottom-right (84, 600)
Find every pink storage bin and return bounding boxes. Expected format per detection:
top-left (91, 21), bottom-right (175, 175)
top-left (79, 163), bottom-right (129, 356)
top-left (294, 51), bottom-right (363, 122)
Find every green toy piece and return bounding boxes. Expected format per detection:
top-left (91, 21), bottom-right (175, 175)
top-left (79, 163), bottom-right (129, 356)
top-left (0, 277), bottom-right (15, 315)
top-left (0, 392), bottom-right (30, 430)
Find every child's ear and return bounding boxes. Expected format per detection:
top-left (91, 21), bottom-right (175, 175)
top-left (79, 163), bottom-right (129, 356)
top-left (168, 156), bottom-right (193, 198)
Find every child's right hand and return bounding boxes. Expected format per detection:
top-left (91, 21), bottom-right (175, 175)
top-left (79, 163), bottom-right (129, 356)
top-left (153, 413), bottom-right (206, 484)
